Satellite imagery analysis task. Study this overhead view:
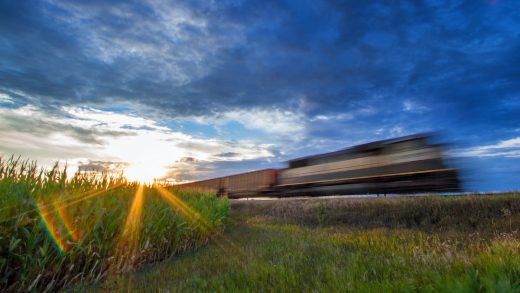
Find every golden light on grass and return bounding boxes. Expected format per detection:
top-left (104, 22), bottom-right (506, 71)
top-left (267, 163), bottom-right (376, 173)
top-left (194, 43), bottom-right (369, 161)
top-left (37, 201), bottom-right (67, 252)
top-left (0, 182), bottom-right (124, 225)
top-left (116, 184), bottom-right (145, 269)
top-left (32, 183), bottom-right (125, 254)
top-left (57, 183), bottom-right (124, 210)
top-left (153, 185), bottom-right (212, 232)
top-left (151, 185), bottom-right (255, 274)
top-left (153, 186), bottom-right (258, 271)
top-left (153, 185), bottom-right (248, 261)
top-left (54, 200), bottom-right (79, 242)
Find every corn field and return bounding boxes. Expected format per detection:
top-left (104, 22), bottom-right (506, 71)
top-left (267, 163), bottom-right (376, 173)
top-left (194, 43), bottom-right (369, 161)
top-left (0, 156), bottom-right (229, 292)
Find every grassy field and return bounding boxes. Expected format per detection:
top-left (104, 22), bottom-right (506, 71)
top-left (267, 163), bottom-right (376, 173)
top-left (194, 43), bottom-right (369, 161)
top-left (0, 156), bottom-right (229, 292)
top-left (95, 194), bottom-right (520, 292)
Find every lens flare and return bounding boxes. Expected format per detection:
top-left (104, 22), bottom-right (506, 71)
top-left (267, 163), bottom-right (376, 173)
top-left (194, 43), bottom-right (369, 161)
top-left (33, 184), bottom-right (125, 253)
top-left (55, 200), bottom-right (79, 242)
top-left (153, 185), bottom-right (212, 232)
top-left (37, 201), bottom-right (67, 252)
top-left (154, 185), bottom-right (270, 275)
top-left (153, 185), bottom-right (265, 272)
top-left (1, 183), bottom-right (123, 225)
top-left (116, 184), bottom-right (145, 269)
top-left (57, 183), bottom-right (123, 210)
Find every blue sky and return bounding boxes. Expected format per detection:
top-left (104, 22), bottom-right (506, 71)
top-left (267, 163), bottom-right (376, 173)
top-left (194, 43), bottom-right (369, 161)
top-left (0, 0), bottom-right (518, 190)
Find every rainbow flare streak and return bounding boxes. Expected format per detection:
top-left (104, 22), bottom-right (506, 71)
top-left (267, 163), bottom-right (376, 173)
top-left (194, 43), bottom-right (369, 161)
top-left (2, 183), bottom-right (123, 225)
top-left (55, 200), bottom-right (79, 241)
top-left (37, 201), bottom-right (67, 252)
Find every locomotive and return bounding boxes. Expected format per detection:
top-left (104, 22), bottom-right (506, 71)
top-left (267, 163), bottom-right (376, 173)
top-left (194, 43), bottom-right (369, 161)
top-left (175, 134), bottom-right (461, 198)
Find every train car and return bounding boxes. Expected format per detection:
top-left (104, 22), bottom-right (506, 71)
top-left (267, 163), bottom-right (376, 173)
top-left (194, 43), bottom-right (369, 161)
top-left (175, 177), bottom-right (222, 193)
top-left (274, 134), bottom-right (460, 196)
top-left (224, 169), bottom-right (277, 198)
top-left (174, 134), bottom-right (460, 198)
top-left (176, 169), bottom-right (277, 198)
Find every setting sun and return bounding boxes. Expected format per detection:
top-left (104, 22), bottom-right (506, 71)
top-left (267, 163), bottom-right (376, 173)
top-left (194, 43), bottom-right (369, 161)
top-left (124, 162), bottom-right (165, 184)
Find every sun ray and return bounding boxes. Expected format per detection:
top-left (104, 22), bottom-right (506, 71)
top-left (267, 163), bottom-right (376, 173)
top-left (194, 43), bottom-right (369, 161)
top-left (37, 201), bottom-right (67, 252)
top-left (0, 182), bottom-right (124, 225)
top-left (54, 199), bottom-right (79, 242)
top-left (55, 183), bottom-right (124, 210)
top-left (153, 185), bottom-right (213, 233)
top-left (152, 185), bottom-right (272, 274)
top-left (116, 184), bottom-right (145, 270)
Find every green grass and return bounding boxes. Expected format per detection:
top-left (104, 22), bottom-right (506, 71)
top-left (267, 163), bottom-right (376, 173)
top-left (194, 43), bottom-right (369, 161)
top-left (95, 195), bottom-right (520, 292)
top-left (0, 156), bottom-right (229, 292)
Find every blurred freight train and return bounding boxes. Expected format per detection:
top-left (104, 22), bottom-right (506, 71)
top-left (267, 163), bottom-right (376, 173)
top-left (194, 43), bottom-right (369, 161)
top-left (175, 134), bottom-right (461, 198)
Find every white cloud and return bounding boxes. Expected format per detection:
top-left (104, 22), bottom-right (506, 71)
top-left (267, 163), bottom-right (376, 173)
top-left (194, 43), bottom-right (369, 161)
top-left (62, 106), bottom-right (171, 133)
top-left (222, 108), bottom-right (306, 136)
top-left (389, 126), bottom-right (405, 136)
top-left (308, 106), bottom-right (376, 123)
top-left (0, 104), bottom-right (274, 181)
top-left (310, 113), bottom-right (353, 122)
top-left (0, 93), bottom-right (13, 104)
top-left (454, 137), bottom-right (520, 158)
top-left (403, 100), bottom-right (428, 113)
top-left (188, 107), bottom-right (307, 139)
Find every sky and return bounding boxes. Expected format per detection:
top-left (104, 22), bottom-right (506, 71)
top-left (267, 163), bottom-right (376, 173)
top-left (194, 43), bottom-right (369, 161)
top-left (0, 0), bottom-right (519, 190)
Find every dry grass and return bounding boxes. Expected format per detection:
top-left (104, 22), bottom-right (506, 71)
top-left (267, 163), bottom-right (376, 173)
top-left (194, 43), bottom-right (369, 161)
top-left (96, 193), bottom-right (520, 292)
top-left (231, 194), bottom-right (520, 232)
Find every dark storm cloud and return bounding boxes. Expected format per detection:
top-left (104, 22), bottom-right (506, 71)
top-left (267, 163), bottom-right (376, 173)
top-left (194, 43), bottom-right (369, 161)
top-left (1, 0), bottom-right (518, 145)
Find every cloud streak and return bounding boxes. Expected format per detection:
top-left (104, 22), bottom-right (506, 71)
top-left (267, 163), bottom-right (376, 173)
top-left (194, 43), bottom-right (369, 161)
top-left (455, 137), bottom-right (520, 158)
